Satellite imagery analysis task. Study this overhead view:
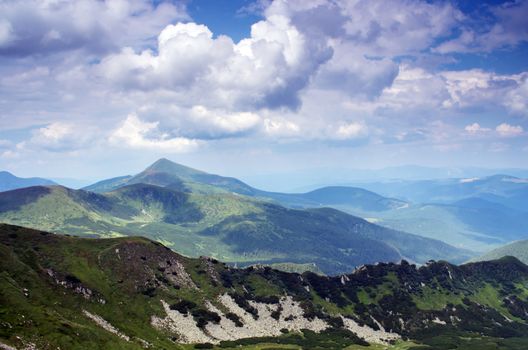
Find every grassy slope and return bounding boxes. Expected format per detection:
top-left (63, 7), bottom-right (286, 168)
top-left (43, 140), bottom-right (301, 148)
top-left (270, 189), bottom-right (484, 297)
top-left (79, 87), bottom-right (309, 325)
top-left (473, 239), bottom-right (528, 264)
top-left (79, 159), bottom-right (528, 254)
top-left (1, 224), bottom-right (528, 350)
top-left (0, 184), bottom-right (471, 275)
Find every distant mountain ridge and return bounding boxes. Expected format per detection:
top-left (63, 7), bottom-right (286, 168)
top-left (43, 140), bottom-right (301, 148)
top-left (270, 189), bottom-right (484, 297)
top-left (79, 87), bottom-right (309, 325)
top-left (0, 170), bottom-right (56, 192)
top-left (81, 159), bottom-right (528, 252)
top-left (83, 158), bottom-right (408, 211)
top-left (351, 175), bottom-right (528, 208)
top-left (5, 159), bottom-right (528, 254)
top-left (0, 181), bottom-right (472, 274)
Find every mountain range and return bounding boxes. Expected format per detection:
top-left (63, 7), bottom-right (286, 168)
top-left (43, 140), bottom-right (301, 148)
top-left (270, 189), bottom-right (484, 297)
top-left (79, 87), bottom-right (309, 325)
top-left (2, 158), bottom-right (528, 272)
top-left (332, 176), bottom-right (528, 251)
top-left (0, 180), bottom-right (469, 275)
top-left (0, 171), bottom-right (56, 192)
top-left (83, 159), bottom-right (528, 252)
top-left (351, 175), bottom-right (528, 209)
top-left (1, 224), bottom-right (528, 349)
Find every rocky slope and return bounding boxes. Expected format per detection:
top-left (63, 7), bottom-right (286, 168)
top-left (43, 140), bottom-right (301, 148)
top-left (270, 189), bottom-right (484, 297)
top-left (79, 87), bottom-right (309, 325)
top-left (1, 224), bottom-right (527, 349)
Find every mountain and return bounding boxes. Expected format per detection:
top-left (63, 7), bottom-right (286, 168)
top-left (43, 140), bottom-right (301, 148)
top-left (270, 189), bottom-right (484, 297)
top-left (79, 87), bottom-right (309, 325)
top-left (298, 186), bottom-right (407, 212)
top-left (351, 175), bottom-right (528, 210)
top-left (1, 224), bottom-right (527, 349)
top-left (474, 240), bottom-right (528, 265)
top-left (338, 200), bottom-right (528, 252)
top-left (269, 184), bottom-right (528, 253)
top-left (85, 158), bottom-right (260, 196)
top-left (0, 184), bottom-right (472, 274)
top-left (243, 165), bottom-right (528, 192)
top-left (83, 159), bottom-right (407, 211)
top-left (79, 159), bottom-right (528, 252)
top-left (302, 176), bottom-right (528, 251)
top-left (24, 159), bottom-right (528, 253)
top-left (0, 170), bottom-right (56, 192)
top-left (82, 175), bottom-right (132, 192)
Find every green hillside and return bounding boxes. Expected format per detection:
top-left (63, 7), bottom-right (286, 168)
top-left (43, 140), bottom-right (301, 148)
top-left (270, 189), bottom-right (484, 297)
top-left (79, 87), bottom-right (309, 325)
top-left (85, 158), bottom-right (260, 196)
top-left (81, 159), bottom-right (528, 253)
top-left (473, 240), bottom-right (528, 264)
top-left (1, 224), bottom-right (527, 350)
top-left (0, 184), bottom-right (471, 275)
top-left (83, 175), bottom-right (133, 193)
top-left (83, 159), bottom-right (406, 211)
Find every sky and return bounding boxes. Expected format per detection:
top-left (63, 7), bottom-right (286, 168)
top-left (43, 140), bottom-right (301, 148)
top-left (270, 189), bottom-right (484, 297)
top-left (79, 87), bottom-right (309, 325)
top-left (0, 0), bottom-right (527, 189)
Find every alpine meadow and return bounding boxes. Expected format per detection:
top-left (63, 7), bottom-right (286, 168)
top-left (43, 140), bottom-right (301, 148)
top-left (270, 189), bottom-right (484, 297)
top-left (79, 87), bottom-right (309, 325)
top-left (1, 0), bottom-right (528, 349)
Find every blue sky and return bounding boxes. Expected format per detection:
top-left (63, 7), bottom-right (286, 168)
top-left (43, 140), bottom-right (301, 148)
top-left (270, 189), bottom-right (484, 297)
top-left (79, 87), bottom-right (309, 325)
top-left (0, 0), bottom-right (527, 188)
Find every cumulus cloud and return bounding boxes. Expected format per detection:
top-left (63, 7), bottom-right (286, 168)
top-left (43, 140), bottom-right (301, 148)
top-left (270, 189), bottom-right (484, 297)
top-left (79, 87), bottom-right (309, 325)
top-left (99, 15), bottom-right (332, 110)
top-left (0, 0), bottom-right (527, 166)
top-left (109, 114), bottom-right (199, 152)
top-left (335, 122), bottom-right (368, 140)
top-left (505, 75), bottom-right (528, 113)
top-left (434, 1), bottom-right (528, 54)
top-left (441, 70), bottom-right (524, 110)
top-left (0, 0), bottom-right (188, 56)
top-left (263, 118), bottom-right (300, 137)
top-left (496, 123), bottom-right (524, 137)
top-left (465, 123), bottom-right (491, 135)
top-left (18, 122), bottom-right (97, 152)
top-left (189, 106), bottom-right (261, 138)
top-left (337, 0), bottom-right (462, 56)
top-left (377, 65), bottom-right (450, 110)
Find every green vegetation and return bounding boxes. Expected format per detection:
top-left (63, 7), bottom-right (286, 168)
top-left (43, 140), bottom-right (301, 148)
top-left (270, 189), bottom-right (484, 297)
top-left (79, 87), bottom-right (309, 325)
top-left (474, 239), bottom-right (528, 265)
top-left (0, 181), bottom-right (471, 275)
top-left (1, 224), bottom-right (527, 349)
top-left (80, 158), bottom-right (528, 254)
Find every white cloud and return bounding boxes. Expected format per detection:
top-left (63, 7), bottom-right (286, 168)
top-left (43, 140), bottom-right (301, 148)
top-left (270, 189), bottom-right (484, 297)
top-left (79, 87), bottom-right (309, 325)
top-left (99, 15), bottom-right (332, 110)
top-left (18, 122), bottom-right (96, 152)
top-left (0, 19), bottom-right (13, 47)
top-left (0, 0), bottom-right (188, 56)
top-left (378, 65), bottom-right (450, 110)
top-left (496, 123), bottom-right (524, 137)
top-left (0, 0), bottom-right (527, 170)
top-left (336, 122), bottom-right (368, 139)
top-left (190, 106), bottom-right (261, 137)
top-left (338, 0), bottom-right (462, 56)
top-left (109, 114), bottom-right (199, 152)
top-left (434, 1), bottom-right (528, 53)
top-left (38, 122), bottom-right (70, 141)
top-left (436, 70), bottom-right (528, 113)
top-left (505, 75), bottom-right (528, 113)
top-left (263, 118), bottom-right (300, 137)
top-left (465, 123), bottom-right (491, 135)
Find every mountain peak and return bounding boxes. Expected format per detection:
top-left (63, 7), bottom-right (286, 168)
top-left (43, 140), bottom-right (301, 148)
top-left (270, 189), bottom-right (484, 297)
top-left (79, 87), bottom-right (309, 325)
top-left (144, 158), bottom-right (205, 177)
